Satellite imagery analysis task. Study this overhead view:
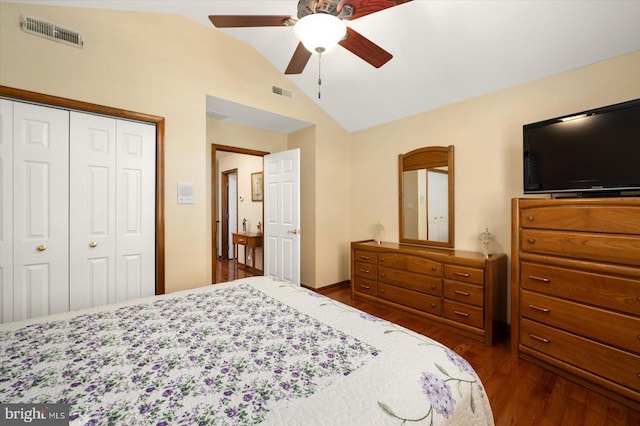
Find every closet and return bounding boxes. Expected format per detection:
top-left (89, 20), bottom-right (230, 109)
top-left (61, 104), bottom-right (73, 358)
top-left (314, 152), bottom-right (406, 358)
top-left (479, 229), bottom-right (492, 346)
top-left (1, 99), bottom-right (156, 323)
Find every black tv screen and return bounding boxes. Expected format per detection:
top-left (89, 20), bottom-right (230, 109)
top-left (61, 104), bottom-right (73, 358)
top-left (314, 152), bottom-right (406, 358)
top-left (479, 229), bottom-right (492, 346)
top-left (523, 98), bottom-right (640, 195)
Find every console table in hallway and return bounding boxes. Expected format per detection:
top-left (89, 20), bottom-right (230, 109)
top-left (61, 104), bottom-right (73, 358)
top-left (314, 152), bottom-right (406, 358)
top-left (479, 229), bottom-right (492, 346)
top-left (232, 232), bottom-right (263, 275)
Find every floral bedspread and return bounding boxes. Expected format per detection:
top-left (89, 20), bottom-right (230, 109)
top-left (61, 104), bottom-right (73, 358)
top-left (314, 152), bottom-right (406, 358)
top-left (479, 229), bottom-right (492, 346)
top-left (0, 277), bottom-right (494, 425)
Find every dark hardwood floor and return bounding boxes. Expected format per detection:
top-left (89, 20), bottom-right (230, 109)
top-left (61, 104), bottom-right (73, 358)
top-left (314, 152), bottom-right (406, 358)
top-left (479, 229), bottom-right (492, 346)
top-left (215, 258), bottom-right (261, 283)
top-left (215, 260), bottom-right (640, 425)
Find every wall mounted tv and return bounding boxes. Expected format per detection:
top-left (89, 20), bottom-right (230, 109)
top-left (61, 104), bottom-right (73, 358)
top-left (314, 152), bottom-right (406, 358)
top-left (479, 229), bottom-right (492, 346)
top-left (523, 98), bottom-right (640, 196)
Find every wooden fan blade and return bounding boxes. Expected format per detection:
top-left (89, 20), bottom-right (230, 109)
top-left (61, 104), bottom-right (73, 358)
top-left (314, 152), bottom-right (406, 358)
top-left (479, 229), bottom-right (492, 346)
top-left (285, 43), bottom-right (312, 74)
top-left (338, 27), bottom-right (392, 68)
top-left (209, 15), bottom-right (294, 28)
top-left (344, 0), bottom-right (412, 20)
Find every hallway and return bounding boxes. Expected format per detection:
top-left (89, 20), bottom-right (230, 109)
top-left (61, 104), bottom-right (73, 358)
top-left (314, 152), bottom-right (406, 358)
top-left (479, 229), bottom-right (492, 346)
top-left (214, 258), bottom-right (262, 283)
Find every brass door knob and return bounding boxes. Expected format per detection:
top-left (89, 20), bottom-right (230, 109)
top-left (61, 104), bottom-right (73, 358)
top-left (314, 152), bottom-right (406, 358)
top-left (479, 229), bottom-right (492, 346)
top-left (37, 244), bottom-right (46, 251)
top-left (89, 241), bottom-right (97, 248)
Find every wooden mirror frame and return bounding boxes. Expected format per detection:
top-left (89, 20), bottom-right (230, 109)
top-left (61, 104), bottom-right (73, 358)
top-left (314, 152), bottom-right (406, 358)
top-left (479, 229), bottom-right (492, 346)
top-left (399, 145), bottom-right (454, 248)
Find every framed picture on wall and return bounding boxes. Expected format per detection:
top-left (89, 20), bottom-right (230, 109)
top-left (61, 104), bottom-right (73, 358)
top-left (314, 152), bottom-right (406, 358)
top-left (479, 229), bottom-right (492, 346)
top-left (251, 171), bottom-right (263, 202)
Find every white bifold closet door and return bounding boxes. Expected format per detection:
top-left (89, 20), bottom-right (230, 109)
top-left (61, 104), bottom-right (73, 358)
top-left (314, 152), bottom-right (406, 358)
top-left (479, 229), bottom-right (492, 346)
top-left (9, 101), bottom-right (70, 322)
top-left (0, 100), bottom-right (156, 323)
top-left (69, 111), bottom-right (156, 310)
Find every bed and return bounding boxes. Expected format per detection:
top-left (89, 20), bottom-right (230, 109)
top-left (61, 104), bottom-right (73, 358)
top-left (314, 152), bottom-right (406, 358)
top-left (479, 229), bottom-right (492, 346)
top-left (1, 276), bottom-right (494, 425)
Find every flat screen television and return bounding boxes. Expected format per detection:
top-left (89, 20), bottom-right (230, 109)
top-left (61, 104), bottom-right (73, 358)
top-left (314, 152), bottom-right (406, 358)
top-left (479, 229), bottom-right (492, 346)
top-left (523, 98), bottom-right (640, 196)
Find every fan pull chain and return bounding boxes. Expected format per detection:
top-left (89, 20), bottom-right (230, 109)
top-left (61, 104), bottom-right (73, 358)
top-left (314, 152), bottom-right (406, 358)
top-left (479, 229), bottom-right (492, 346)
top-left (316, 47), bottom-right (325, 99)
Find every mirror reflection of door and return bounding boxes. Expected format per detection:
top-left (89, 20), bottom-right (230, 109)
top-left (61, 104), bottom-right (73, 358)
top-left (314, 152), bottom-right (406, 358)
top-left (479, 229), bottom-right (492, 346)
top-left (402, 168), bottom-right (449, 243)
top-left (427, 169), bottom-right (448, 242)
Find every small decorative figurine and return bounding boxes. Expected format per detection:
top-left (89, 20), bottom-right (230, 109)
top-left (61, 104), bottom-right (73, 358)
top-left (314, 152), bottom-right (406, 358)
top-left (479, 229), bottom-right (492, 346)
top-left (256, 221), bottom-right (262, 235)
top-left (374, 221), bottom-right (385, 244)
top-left (478, 226), bottom-right (495, 258)
top-left (242, 218), bottom-right (247, 233)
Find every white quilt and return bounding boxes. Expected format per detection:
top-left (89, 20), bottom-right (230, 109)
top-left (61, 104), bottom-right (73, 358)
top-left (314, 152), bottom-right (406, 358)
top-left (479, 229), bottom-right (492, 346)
top-left (0, 276), bottom-right (494, 425)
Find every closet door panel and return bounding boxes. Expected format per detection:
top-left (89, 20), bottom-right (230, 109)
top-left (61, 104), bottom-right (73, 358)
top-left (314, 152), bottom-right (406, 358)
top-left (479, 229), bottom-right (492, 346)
top-left (69, 112), bottom-right (117, 310)
top-left (12, 102), bottom-right (69, 321)
top-left (116, 120), bottom-right (155, 301)
top-left (0, 100), bottom-right (13, 323)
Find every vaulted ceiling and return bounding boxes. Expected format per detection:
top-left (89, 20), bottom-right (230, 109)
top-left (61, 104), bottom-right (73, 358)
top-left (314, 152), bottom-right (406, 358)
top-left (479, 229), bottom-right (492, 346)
top-left (11, 1), bottom-right (640, 133)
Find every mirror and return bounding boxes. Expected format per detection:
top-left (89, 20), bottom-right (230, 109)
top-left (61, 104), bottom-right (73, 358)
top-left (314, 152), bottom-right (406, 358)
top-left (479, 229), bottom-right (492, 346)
top-left (399, 146), bottom-right (454, 248)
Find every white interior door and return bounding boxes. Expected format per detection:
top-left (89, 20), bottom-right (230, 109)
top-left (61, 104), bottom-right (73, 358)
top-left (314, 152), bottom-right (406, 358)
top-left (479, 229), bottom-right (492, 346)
top-left (69, 112), bottom-right (117, 310)
top-left (228, 172), bottom-right (237, 259)
top-left (115, 119), bottom-right (156, 301)
top-left (12, 102), bottom-right (69, 321)
top-left (264, 149), bottom-right (300, 285)
top-left (0, 100), bottom-right (14, 323)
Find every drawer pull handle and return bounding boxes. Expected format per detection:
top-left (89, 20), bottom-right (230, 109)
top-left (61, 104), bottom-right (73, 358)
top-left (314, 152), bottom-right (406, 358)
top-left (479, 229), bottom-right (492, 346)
top-left (453, 310), bottom-right (470, 317)
top-left (359, 285), bottom-right (370, 290)
top-left (380, 289), bottom-right (385, 293)
top-left (360, 255), bottom-right (371, 260)
top-left (359, 269), bottom-right (370, 274)
top-left (454, 290), bottom-right (470, 296)
top-left (527, 215), bottom-right (534, 222)
top-left (527, 238), bottom-right (535, 244)
top-left (528, 304), bottom-right (550, 313)
top-left (454, 272), bottom-right (470, 278)
top-left (380, 257), bottom-right (385, 262)
top-left (431, 303), bottom-right (436, 308)
top-left (528, 333), bottom-right (550, 344)
top-left (432, 266), bottom-right (437, 271)
top-left (528, 275), bottom-right (550, 283)
top-left (380, 273), bottom-right (385, 277)
top-left (431, 284), bottom-right (437, 289)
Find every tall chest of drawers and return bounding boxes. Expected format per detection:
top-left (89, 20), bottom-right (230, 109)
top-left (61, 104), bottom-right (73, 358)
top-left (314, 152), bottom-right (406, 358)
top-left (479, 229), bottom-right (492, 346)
top-left (351, 241), bottom-right (507, 345)
top-left (511, 198), bottom-right (640, 410)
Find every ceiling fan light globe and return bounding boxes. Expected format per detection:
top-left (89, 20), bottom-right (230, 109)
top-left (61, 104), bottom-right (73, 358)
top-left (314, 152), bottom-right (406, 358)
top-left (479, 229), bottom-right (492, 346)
top-left (294, 13), bottom-right (346, 54)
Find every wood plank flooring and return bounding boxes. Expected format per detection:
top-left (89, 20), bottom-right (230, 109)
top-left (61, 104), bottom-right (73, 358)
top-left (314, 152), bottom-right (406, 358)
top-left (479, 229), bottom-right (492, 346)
top-left (214, 260), bottom-right (640, 425)
top-left (318, 285), bottom-right (640, 426)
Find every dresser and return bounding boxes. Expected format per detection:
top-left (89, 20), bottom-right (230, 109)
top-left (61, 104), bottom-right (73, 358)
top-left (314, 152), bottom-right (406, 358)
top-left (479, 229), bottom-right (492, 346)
top-left (351, 241), bottom-right (507, 345)
top-left (511, 198), bottom-right (640, 410)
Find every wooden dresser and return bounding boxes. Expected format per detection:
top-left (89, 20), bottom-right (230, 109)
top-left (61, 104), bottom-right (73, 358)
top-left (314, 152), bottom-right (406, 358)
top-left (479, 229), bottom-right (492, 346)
top-left (351, 241), bottom-right (507, 345)
top-left (511, 198), bottom-right (640, 410)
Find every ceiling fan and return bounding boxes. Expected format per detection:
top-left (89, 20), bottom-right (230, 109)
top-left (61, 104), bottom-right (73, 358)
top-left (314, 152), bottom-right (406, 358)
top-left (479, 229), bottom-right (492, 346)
top-left (209, 0), bottom-right (412, 75)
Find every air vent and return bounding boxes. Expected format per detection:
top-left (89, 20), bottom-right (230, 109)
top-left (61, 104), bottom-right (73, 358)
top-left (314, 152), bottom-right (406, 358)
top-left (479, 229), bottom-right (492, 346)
top-left (272, 86), bottom-right (292, 98)
top-left (21, 15), bottom-right (83, 48)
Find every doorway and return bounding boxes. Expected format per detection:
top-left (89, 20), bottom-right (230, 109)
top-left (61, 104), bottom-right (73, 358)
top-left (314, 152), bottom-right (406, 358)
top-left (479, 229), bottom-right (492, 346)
top-left (211, 144), bottom-right (269, 283)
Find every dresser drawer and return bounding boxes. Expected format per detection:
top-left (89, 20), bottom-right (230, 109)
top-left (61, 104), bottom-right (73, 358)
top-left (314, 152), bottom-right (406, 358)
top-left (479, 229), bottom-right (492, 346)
top-left (378, 253), bottom-right (442, 277)
top-left (521, 262), bottom-right (640, 316)
top-left (379, 267), bottom-right (442, 296)
top-left (443, 280), bottom-right (484, 307)
top-left (521, 318), bottom-right (640, 392)
top-left (521, 229), bottom-right (640, 267)
top-left (354, 250), bottom-right (377, 265)
top-left (353, 277), bottom-right (377, 297)
top-left (521, 290), bottom-right (640, 354)
top-left (520, 204), bottom-right (640, 234)
top-left (444, 265), bottom-right (484, 285)
top-left (379, 283), bottom-right (441, 316)
top-left (354, 261), bottom-right (377, 279)
top-left (443, 300), bottom-right (484, 329)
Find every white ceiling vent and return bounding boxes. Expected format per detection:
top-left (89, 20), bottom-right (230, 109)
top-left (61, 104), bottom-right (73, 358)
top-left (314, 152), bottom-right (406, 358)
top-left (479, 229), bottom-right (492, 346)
top-left (272, 86), bottom-right (292, 98)
top-left (20, 15), bottom-right (83, 48)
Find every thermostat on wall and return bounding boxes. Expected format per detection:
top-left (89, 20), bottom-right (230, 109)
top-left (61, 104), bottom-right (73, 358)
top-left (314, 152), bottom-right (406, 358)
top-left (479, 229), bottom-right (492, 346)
top-left (177, 182), bottom-right (195, 204)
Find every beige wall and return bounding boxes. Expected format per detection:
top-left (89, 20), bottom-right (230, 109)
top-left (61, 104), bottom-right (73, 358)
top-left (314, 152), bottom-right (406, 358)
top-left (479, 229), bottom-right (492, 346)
top-left (3, 3), bottom-right (639, 294)
top-left (0, 2), bottom-right (350, 291)
top-left (287, 126), bottom-right (317, 285)
top-left (350, 50), bottom-right (640, 296)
